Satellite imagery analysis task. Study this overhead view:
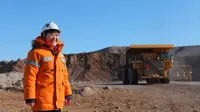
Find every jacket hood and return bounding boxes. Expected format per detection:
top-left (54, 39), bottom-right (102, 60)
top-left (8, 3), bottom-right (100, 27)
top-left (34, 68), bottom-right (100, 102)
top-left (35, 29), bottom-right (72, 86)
top-left (31, 36), bottom-right (64, 52)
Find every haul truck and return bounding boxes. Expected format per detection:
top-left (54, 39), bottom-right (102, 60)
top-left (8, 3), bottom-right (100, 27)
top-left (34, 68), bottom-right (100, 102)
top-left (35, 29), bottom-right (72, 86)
top-left (173, 65), bottom-right (192, 82)
top-left (121, 44), bottom-right (174, 85)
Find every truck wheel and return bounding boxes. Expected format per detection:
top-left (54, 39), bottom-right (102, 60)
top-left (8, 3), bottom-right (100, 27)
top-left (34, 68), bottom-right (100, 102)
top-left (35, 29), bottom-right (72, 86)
top-left (123, 80), bottom-right (129, 85)
top-left (132, 69), bottom-right (139, 84)
top-left (128, 68), bottom-right (138, 85)
top-left (146, 79), bottom-right (154, 85)
top-left (161, 71), bottom-right (170, 84)
top-left (161, 78), bottom-right (170, 84)
top-left (123, 67), bottom-right (129, 85)
top-left (155, 79), bottom-right (161, 83)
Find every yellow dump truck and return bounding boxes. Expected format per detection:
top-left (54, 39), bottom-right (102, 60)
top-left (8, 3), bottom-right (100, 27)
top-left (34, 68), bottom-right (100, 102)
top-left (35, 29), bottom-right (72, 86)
top-left (173, 65), bottom-right (192, 82)
top-left (121, 44), bottom-right (174, 84)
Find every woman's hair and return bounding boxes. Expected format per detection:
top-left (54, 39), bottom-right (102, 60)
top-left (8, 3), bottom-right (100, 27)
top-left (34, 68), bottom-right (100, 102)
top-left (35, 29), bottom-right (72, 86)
top-left (41, 29), bottom-right (60, 40)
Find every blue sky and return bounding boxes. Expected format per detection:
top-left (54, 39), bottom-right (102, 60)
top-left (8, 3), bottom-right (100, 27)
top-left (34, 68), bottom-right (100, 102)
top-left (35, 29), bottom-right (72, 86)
top-left (0, 0), bottom-right (200, 61)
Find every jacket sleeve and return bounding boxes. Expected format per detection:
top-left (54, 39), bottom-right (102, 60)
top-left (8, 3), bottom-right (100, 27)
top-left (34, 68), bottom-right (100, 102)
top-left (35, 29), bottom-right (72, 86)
top-left (23, 50), bottom-right (41, 101)
top-left (63, 66), bottom-right (72, 99)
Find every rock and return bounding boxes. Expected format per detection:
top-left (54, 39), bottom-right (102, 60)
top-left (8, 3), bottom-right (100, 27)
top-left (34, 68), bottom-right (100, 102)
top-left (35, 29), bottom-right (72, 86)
top-left (0, 59), bottom-right (25, 73)
top-left (0, 72), bottom-right (23, 89)
top-left (4, 87), bottom-right (24, 92)
top-left (193, 110), bottom-right (199, 112)
top-left (114, 106), bottom-right (120, 109)
top-left (103, 86), bottom-right (112, 90)
top-left (15, 80), bottom-right (23, 88)
top-left (80, 87), bottom-right (95, 96)
top-left (72, 88), bottom-right (82, 94)
top-left (152, 105), bottom-right (158, 109)
top-left (0, 84), bottom-right (3, 89)
top-left (0, 84), bottom-right (6, 89)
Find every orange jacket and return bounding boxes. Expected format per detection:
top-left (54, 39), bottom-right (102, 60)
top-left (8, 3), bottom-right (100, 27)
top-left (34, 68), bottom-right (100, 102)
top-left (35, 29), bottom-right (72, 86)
top-left (23, 36), bottom-right (72, 111)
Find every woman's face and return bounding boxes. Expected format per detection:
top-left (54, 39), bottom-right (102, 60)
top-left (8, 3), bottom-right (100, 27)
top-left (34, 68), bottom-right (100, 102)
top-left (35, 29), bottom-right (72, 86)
top-left (46, 31), bottom-right (60, 47)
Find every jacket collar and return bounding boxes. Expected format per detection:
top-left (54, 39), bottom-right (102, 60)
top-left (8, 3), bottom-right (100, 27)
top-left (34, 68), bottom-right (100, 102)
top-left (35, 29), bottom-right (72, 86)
top-left (31, 36), bottom-right (64, 55)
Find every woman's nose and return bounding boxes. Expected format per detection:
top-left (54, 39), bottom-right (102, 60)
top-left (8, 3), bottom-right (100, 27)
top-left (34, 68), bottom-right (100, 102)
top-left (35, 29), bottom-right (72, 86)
top-left (52, 36), bottom-right (58, 40)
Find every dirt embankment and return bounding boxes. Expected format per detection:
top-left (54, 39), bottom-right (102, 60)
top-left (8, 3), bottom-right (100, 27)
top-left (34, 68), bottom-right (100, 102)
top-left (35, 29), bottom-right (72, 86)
top-left (0, 46), bottom-right (200, 81)
top-left (0, 59), bottom-right (25, 73)
top-left (65, 52), bottom-right (123, 81)
top-left (0, 47), bottom-right (127, 81)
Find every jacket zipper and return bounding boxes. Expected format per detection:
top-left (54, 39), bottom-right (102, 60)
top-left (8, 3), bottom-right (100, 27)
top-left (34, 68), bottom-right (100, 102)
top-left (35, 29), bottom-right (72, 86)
top-left (52, 50), bottom-right (57, 109)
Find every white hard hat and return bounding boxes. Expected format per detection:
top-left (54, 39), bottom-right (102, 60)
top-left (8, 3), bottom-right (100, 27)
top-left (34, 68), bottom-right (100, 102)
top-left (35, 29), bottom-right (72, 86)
top-left (41, 21), bottom-right (61, 33)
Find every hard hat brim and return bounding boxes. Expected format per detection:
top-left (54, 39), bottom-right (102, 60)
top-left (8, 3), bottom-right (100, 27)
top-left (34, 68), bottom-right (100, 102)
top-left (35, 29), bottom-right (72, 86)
top-left (40, 29), bottom-right (62, 36)
top-left (41, 29), bottom-right (61, 34)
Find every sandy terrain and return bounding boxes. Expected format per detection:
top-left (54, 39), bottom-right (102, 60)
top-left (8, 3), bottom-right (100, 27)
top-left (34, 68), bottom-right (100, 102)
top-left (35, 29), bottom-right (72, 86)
top-left (0, 81), bottom-right (200, 112)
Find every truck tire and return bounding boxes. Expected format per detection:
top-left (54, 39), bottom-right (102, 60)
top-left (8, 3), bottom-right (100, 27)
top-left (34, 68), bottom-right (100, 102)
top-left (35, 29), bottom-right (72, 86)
top-left (161, 78), bottom-right (170, 84)
top-left (161, 71), bottom-right (170, 84)
top-left (123, 80), bottom-right (129, 85)
top-left (128, 68), bottom-right (138, 85)
top-left (154, 79), bottom-right (161, 83)
top-left (132, 69), bottom-right (139, 84)
top-left (146, 79), bottom-right (154, 85)
top-left (123, 67), bottom-right (129, 85)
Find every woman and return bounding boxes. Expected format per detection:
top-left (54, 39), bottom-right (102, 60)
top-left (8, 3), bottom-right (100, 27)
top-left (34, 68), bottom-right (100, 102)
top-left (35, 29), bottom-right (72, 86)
top-left (23, 21), bottom-right (72, 112)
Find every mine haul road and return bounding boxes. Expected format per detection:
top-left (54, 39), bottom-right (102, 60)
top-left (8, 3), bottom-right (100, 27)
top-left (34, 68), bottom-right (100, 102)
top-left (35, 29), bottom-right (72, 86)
top-left (95, 81), bottom-right (200, 90)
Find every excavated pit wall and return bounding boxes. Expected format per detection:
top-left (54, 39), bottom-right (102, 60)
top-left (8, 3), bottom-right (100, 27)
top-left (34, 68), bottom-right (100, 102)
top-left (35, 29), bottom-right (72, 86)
top-left (0, 46), bottom-right (200, 81)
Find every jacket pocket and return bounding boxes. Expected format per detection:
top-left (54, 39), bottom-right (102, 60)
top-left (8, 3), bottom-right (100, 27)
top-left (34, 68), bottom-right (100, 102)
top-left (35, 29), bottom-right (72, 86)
top-left (36, 80), bottom-right (54, 103)
top-left (37, 69), bottom-right (54, 87)
top-left (62, 80), bottom-right (67, 86)
top-left (37, 80), bottom-right (54, 87)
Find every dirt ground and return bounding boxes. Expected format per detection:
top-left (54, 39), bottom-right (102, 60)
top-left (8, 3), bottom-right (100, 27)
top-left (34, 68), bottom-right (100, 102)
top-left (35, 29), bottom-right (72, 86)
top-left (0, 82), bottom-right (200, 112)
